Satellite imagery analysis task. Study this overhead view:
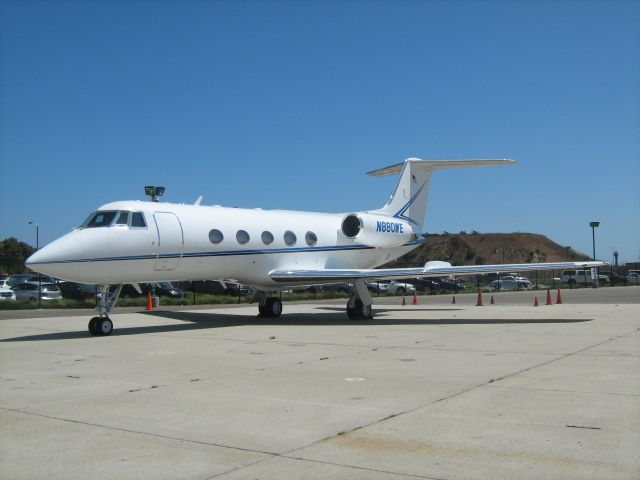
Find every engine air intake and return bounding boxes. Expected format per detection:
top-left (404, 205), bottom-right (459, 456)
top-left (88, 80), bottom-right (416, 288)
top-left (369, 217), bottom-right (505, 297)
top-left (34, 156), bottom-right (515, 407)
top-left (341, 214), bottom-right (361, 238)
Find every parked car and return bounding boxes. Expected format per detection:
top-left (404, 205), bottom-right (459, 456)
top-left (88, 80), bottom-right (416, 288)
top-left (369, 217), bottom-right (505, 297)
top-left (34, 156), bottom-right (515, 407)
top-left (6, 274), bottom-right (35, 288)
top-left (224, 282), bottom-right (255, 296)
top-left (366, 280), bottom-right (415, 295)
top-left (316, 283), bottom-right (353, 294)
top-left (365, 281), bottom-right (390, 294)
top-left (489, 275), bottom-right (533, 291)
top-left (119, 282), bottom-right (185, 299)
top-left (0, 279), bottom-right (12, 290)
top-left (599, 271), bottom-right (626, 285)
top-left (628, 270), bottom-right (640, 285)
top-left (560, 269), bottom-right (597, 286)
top-left (12, 282), bottom-right (63, 301)
top-left (152, 282), bottom-right (186, 298)
top-left (187, 280), bottom-right (253, 296)
top-left (59, 282), bottom-right (98, 300)
top-left (406, 278), bottom-right (442, 293)
top-left (0, 287), bottom-right (16, 301)
top-left (440, 277), bottom-right (466, 291)
top-left (385, 280), bottom-right (416, 295)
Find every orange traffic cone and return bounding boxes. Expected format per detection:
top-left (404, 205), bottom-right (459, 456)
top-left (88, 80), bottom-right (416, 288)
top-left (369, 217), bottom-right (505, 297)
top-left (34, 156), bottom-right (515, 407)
top-left (402, 296), bottom-right (406, 305)
top-left (476, 289), bottom-right (484, 306)
top-left (546, 289), bottom-right (553, 305)
top-left (412, 293), bottom-right (419, 305)
top-left (556, 289), bottom-right (563, 304)
top-left (452, 296), bottom-right (456, 304)
top-left (146, 291), bottom-right (154, 310)
top-left (533, 296), bottom-right (539, 307)
top-left (490, 295), bottom-right (495, 305)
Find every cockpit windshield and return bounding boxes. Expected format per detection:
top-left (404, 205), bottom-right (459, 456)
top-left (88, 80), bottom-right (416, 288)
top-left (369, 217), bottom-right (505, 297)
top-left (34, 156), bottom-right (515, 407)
top-left (80, 210), bottom-right (147, 229)
top-left (82, 211), bottom-right (118, 228)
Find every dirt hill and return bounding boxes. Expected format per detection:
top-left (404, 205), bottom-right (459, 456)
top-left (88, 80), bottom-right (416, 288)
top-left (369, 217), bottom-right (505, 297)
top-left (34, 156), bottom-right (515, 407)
top-left (384, 232), bottom-right (590, 268)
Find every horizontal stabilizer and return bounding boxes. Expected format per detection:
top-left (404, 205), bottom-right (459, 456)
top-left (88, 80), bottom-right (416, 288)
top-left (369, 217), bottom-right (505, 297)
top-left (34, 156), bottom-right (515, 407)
top-left (367, 158), bottom-right (516, 177)
top-left (369, 158), bottom-right (516, 229)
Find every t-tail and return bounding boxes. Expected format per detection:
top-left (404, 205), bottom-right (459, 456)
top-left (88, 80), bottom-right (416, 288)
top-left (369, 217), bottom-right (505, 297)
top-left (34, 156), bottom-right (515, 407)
top-left (368, 158), bottom-right (516, 231)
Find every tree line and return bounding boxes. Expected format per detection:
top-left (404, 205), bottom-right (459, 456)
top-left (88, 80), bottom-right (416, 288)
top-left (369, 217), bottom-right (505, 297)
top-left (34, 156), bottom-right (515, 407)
top-left (0, 238), bottom-right (36, 274)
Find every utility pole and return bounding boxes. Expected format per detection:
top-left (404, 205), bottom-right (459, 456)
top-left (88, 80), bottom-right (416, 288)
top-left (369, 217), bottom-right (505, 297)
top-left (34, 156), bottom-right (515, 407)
top-left (28, 221), bottom-right (40, 308)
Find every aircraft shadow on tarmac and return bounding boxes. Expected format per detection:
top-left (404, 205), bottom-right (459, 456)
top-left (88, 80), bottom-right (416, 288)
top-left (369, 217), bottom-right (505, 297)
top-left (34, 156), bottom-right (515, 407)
top-left (1, 307), bottom-right (592, 342)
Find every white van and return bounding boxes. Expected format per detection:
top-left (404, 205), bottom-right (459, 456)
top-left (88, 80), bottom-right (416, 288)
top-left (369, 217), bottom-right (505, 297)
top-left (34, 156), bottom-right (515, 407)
top-left (560, 269), bottom-right (597, 286)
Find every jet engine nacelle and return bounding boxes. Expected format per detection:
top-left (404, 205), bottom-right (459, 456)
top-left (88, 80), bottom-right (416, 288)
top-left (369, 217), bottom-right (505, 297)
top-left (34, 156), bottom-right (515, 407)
top-left (341, 213), bottom-right (415, 248)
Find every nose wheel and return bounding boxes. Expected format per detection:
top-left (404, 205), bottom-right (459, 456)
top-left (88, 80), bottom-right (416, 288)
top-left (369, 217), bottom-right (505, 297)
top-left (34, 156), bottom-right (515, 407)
top-left (89, 316), bottom-right (113, 336)
top-left (88, 284), bottom-right (122, 336)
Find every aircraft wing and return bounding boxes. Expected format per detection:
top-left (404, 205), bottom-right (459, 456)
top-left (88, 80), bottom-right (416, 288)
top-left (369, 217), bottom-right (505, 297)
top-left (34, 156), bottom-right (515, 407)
top-left (269, 261), bottom-right (607, 284)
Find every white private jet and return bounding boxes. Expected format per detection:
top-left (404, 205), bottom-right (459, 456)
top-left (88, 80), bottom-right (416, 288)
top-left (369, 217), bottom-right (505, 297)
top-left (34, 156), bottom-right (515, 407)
top-left (26, 158), bottom-right (604, 335)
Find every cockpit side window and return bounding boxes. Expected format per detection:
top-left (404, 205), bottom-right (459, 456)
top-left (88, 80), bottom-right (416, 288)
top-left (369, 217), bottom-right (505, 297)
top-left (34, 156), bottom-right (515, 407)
top-left (83, 211), bottom-right (117, 228)
top-left (115, 211), bottom-right (130, 225)
top-left (131, 212), bottom-right (147, 228)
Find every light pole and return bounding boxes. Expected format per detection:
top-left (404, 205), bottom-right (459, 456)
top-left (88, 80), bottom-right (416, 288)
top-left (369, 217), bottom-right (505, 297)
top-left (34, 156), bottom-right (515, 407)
top-left (590, 221), bottom-right (600, 287)
top-left (145, 186), bottom-right (165, 202)
top-left (28, 221), bottom-right (41, 308)
top-left (589, 221), bottom-right (599, 261)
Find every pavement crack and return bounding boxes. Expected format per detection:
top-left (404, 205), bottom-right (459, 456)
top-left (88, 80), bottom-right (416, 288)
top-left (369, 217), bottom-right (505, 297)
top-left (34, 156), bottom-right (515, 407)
top-left (0, 407), bottom-right (276, 457)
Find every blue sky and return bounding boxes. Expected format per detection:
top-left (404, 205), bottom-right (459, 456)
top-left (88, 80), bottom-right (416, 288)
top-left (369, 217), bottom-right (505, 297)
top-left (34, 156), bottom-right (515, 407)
top-left (1, 0), bottom-right (639, 263)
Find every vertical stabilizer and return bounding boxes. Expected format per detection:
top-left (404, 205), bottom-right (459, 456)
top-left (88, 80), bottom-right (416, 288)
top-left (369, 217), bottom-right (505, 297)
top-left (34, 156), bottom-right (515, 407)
top-left (368, 158), bottom-right (516, 230)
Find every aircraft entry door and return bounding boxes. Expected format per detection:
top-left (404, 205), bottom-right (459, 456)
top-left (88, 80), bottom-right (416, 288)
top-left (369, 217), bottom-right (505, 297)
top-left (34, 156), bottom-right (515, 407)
top-left (153, 212), bottom-right (184, 271)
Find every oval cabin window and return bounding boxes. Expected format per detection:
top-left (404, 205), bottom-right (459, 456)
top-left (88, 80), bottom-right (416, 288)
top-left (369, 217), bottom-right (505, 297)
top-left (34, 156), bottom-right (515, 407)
top-left (261, 231), bottom-right (274, 245)
top-left (305, 231), bottom-right (318, 246)
top-left (209, 229), bottom-right (224, 244)
top-left (284, 230), bottom-right (297, 246)
top-left (236, 230), bottom-right (250, 244)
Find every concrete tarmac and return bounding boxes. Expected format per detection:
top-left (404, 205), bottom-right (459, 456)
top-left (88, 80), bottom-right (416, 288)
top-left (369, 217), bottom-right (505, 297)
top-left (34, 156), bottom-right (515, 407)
top-left (1, 287), bottom-right (639, 479)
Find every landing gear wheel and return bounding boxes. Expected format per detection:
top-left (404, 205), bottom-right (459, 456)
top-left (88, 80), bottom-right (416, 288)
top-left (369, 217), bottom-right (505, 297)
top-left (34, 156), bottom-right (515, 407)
top-left (259, 297), bottom-right (282, 318)
top-left (88, 317), bottom-right (100, 336)
top-left (346, 298), bottom-right (372, 320)
top-left (268, 298), bottom-right (282, 317)
top-left (96, 317), bottom-right (113, 336)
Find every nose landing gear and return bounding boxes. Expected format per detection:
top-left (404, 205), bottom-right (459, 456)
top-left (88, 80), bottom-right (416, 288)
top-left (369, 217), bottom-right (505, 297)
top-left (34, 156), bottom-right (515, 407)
top-left (89, 316), bottom-right (113, 336)
top-left (88, 285), bottom-right (122, 336)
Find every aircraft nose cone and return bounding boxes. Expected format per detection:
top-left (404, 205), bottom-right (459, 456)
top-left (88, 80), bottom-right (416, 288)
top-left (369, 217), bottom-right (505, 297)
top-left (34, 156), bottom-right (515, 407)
top-left (25, 233), bottom-right (81, 278)
top-left (25, 249), bottom-right (42, 266)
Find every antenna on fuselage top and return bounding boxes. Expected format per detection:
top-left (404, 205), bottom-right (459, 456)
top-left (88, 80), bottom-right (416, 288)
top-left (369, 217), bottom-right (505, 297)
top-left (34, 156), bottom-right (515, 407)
top-left (145, 185), bottom-right (165, 202)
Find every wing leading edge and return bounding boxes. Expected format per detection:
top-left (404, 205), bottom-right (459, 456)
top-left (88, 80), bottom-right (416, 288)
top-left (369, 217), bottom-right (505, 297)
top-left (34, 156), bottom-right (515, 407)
top-left (269, 261), bottom-right (607, 284)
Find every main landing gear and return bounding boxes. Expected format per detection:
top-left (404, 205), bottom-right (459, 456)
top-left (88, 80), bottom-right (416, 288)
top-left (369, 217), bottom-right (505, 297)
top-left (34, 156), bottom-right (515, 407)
top-left (254, 281), bottom-right (373, 320)
top-left (88, 285), bottom-right (123, 336)
top-left (346, 280), bottom-right (374, 320)
top-left (257, 293), bottom-right (283, 318)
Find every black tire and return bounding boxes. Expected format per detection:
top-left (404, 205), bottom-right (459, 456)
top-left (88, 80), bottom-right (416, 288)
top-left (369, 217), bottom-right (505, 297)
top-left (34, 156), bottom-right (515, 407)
top-left (88, 317), bottom-right (100, 336)
top-left (259, 297), bottom-right (282, 318)
top-left (346, 298), bottom-right (372, 320)
top-left (266, 297), bottom-right (282, 317)
top-left (97, 317), bottom-right (113, 336)
top-left (346, 300), bottom-right (356, 320)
